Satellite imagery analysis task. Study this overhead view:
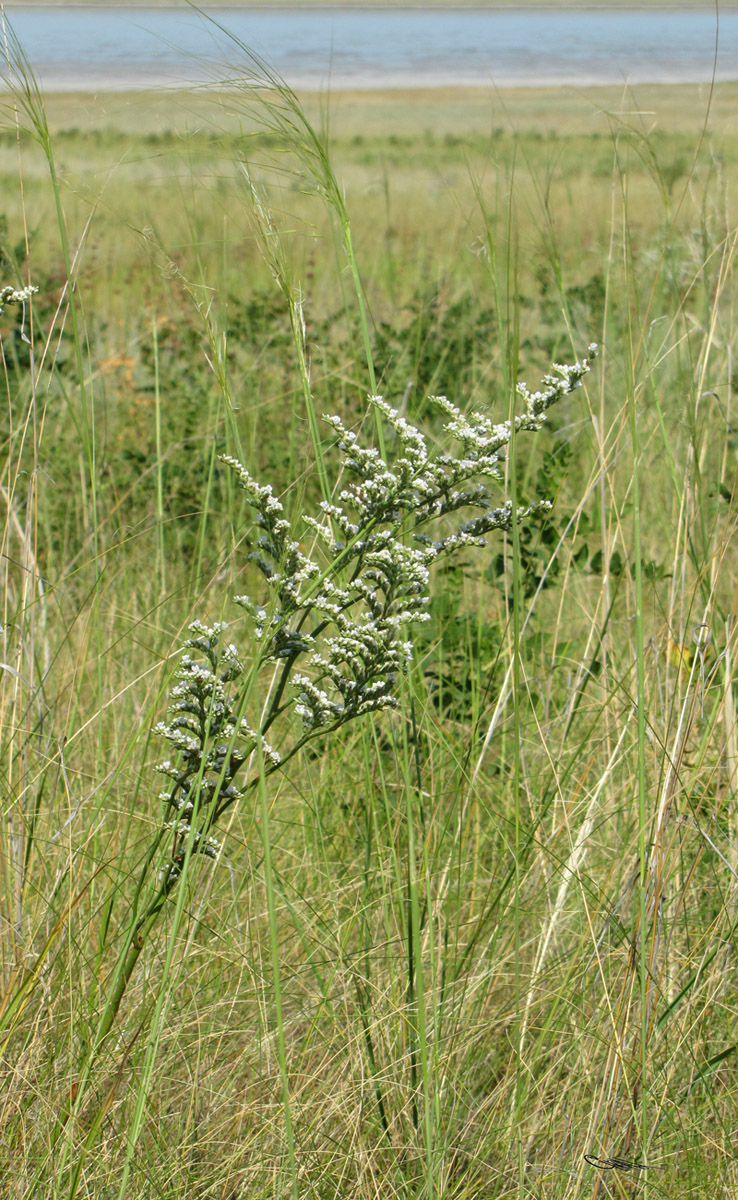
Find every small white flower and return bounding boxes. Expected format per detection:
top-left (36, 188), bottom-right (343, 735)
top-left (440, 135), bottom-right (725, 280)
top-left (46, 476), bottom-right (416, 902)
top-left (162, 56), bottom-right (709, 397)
top-left (0, 283), bottom-right (38, 315)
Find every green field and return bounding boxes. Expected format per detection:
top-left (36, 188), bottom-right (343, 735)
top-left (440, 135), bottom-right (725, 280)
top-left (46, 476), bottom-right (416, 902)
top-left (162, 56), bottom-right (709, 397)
top-left (0, 60), bottom-right (737, 1200)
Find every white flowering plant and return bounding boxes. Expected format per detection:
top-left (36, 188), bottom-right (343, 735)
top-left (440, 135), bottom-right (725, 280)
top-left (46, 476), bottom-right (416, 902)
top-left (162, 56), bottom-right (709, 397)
top-left (0, 281), bottom-right (37, 315)
top-left (35, 345), bottom-right (597, 1127)
top-left (152, 347), bottom-right (597, 894)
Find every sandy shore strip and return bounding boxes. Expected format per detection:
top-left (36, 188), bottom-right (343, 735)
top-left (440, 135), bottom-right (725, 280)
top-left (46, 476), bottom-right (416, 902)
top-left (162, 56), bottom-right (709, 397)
top-left (15, 62), bottom-right (738, 90)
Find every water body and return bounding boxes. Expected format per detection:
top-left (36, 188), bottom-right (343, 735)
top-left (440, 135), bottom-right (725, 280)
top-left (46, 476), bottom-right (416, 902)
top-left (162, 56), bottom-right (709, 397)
top-left (1, 7), bottom-right (735, 90)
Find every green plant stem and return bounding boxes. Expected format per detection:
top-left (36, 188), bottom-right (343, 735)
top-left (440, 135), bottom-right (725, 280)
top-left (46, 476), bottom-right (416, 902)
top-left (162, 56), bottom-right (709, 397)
top-left (258, 750), bottom-right (300, 1200)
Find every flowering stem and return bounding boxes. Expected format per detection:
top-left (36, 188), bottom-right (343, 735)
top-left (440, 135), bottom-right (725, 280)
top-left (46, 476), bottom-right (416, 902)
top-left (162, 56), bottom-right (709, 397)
top-left (64, 347), bottom-right (597, 1190)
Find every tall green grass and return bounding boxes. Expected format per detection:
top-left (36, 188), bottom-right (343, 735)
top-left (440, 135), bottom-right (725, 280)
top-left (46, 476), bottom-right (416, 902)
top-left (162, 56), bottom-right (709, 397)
top-left (0, 29), bottom-right (736, 1200)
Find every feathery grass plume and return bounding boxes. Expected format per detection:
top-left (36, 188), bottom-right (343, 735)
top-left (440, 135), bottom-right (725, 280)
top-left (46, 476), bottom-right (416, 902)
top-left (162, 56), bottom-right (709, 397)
top-left (194, 6), bottom-right (388, 444)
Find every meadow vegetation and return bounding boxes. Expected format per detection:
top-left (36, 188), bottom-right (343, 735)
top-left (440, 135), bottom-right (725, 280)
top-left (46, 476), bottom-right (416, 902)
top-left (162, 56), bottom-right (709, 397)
top-left (0, 56), bottom-right (737, 1200)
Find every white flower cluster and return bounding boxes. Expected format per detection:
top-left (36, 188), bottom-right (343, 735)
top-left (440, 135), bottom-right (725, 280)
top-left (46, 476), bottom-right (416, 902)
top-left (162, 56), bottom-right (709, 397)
top-left (223, 455), bottom-right (322, 624)
top-left (155, 347), bottom-right (595, 882)
top-left (0, 283), bottom-right (38, 315)
top-left (154, 619), bottom-right (279, 886)
top-left (227, 347), bottom-right (596, 732)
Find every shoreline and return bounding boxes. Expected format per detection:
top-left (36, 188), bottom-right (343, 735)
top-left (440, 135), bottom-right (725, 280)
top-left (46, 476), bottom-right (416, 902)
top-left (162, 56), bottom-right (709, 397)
top-left (9, 61), bottom-right (737, 89)
top-left (13, 71), bottom-right (738, 90)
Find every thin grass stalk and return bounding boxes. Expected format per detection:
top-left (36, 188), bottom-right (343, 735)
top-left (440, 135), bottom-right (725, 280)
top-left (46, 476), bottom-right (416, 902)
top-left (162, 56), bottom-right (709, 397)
top-left (112, 802), bottom-right (231, 1200)
top-left (258, 745), bottom-right (300, 1200)
top-left (624, 282), bottom-right (651, 1197)
top-left (585, 132), bottom-right (649, 1197)
top-left (399, 687), bottom-right (435, 1198)
top-left (152, 315), bottom-right (167, 596)
top-left (241, 169), bottom-right (330, 508)
top-left (0, 18), bottom-right (99, 568)
top-left (193, 5), bottom-right (388, 456)
top-left (518, 718), bottom-right (633, 1060)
